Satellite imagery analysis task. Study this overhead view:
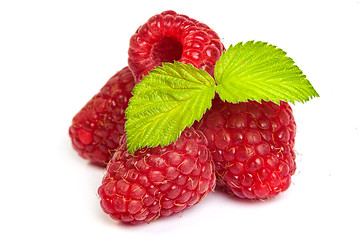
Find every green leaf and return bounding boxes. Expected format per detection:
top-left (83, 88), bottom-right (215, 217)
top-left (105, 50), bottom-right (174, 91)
top-left (215, 41), bottom-right (319, 104)
top-left (125, 62), bottom-right (216, 154)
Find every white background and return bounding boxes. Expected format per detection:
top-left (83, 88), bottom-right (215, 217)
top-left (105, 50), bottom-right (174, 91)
top-left (1, 0), bottom-right (359, 239)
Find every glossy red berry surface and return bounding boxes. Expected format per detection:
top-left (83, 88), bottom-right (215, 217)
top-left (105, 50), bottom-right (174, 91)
top-left (98, 127), bottom-right (216, 224)
top-left (128, 10), bottom-right (225, 82)
top-left (69, 67), bottom-right (135, 166)
top-left (194, 97), bottom-right (297, 199)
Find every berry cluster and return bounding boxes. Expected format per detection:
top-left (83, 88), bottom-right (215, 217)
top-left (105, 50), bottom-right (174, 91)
top-left (69, 10), bottom-right (299, 224)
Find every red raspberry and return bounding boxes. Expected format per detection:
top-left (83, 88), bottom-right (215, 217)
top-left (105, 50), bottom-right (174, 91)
top-left (69, 67), bottom-right (135, 166)
top-left (98, 127), bottom-right (216, 224)
top-left (194, 97), bottom-right (296, 199)
top-left (128, 10), bottom-right (225, 82)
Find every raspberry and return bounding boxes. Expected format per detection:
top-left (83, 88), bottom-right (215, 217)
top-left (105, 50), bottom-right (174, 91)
top-left (194, 97), bottom-right (296, 199)
top-left (128, 10), bottom-right (225, 82)
top-left (98, 127), bottom-right (216, 224)
top-left (69, 67), bottom-right (135, 166)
